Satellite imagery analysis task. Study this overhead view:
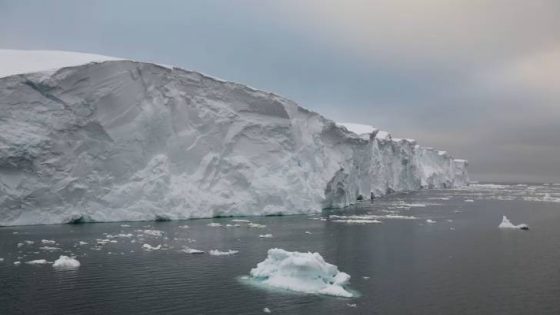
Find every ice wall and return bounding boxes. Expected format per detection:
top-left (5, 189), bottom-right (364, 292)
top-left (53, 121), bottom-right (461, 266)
top-left (0, 60), bottom-right (468, 225)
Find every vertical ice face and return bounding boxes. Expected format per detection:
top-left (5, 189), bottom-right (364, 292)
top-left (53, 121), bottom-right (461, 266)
top-left (0, 57), bottom-right (469, 226)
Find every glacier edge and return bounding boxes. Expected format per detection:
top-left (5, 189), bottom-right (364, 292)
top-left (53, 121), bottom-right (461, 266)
top-left (0, 60), bottom-right (469, 226)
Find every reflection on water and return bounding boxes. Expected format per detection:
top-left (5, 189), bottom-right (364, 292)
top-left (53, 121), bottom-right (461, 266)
top-left (1, 183), bottom-right (560, 314)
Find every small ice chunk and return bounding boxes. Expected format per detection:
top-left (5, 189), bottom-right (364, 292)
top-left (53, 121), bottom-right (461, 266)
top-left (25, 259), bottom-right (50, 265)
top-left (142, 244), bottom-right (161, 251)
top-left (78, 241), bottom-right (89, 246)
top-left (498, 216), bottom-right (529, 230)
top-left (0, 258), bottom-right (4, 262)
top-left (14, 261), bottom-right (21, 266)
top-left (426, 219), bottom-right (436, 224)
top-left (464, 199), bottom-right (474, 202)
top-left (263, 307), bottom-right (271, 313)
top-left (120, 224), bottom-right (131, 228)
top-left (259, 234), bottom-right (273, 238)
top-left (305, 231), bottom-right (312, 234)
top-left (248, 223), bottom-right (266, 228)
top-left (209, 249), bottom-right (239, 256)
top-left (207, 223), bottom-right (223, 227)
top-left (249, 248), bottom-right (354, 297)
top-left (52, 256), bottom-right (80, 269)
top-left (181, 247), bottom-right (204, 254)
top-left (41, 239), bottom-right (56, 245)
top-left (347, 304), bottom-right (357, 308)
top-left (178, 225), bottom-right (190, 229)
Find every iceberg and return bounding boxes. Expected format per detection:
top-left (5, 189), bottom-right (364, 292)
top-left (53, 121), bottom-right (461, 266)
top-left (25, 259), bottom-right (50, 265)
top-left (0, 50), bottom-right (469, 225)
top-left (498, 216), bottom-right (529, 230)
top-left (249, 248), bottom-right (354, 297)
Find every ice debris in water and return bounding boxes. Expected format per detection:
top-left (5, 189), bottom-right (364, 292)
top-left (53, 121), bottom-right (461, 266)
top-left (13, 261), bottom-right (21, 266)
top-left (498, 216), bottom-right (529, 230)
top-left (140, 229), bottom-right (163, 237)
top-left (259, 234), bottom-right (273, 238)
top-left (41, 240), bottom-right (56, 245)
top-left (25, 259), bottom-right (50, 265)
top-left (209, 250), bottom-right (239, 256)
top-left (263, 307), bottom-right (271, 313)
top-left (0, 258), bottom-right (4, 262)
top-left (207, 223), bottom-right (223, 227)
top-left (142, 244), bottom-right (162, 251)
top-left (53, 256), bottom-right (80, 269)
top-left (464, 199), bottom-right (474, 202)
top-left (248, 223), bottom-right (266, 228)
top-left (249, 248), bottom-right (354, 298)
top-left (181, 247), bottom-right (204, 254)
top-left (426, 219), bottom-right (436, 224)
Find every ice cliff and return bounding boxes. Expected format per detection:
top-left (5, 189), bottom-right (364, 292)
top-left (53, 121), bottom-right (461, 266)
top-left (0, 50), bottom-right (469, 225)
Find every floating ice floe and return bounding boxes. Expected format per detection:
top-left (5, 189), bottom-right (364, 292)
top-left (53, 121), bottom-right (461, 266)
top-left (207, 223), bottom-right (223, 227)
top-left (498, 216), bottom-right (529, 230)
top-left (464, 199), bottom-right (474, 202)
top-left (231, 219), bottom-right (252, 223)
top-left (52, 256), bottom-right (80, 269)
top-left (178, 225), bottom-right (190, 229)
top-left (181, 247), bottom-right (204, 254)
top-left (263, 307), bottom-right (271, 313)
top-left (25, 259), bottom-right (50, 265)
top-left (248, 223), bottom-right (266, 228)
top-left (41, 239), bottom-right (56, 245)
top-left (120, 224), bottom-right (131, 228)
top-left (259, 234), bottom-right (273, 238)
top-left (249, 248), bottom-right (354, 298)
top-left (305, 231), bottom-right (312, 234)
top-left (209, 250), bottom-right (239, 256)
top-left (330, 214), bottom-right (416, 221)
top-left (426, 219), bottom-right (436, 224)
top-left (331, 219), bottom-right (382, 224)
top-left (78, 241), bottom-right (88, 246)
top-left (0, 258), bottom-right (4, 262)
top-left (13, 261), bottom-right (21, 266)
top-left (142, 244), bottom-right (161, 251)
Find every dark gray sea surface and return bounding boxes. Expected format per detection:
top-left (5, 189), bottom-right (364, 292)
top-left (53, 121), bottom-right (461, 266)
top-left (1, 183), bottom-right (560, 314)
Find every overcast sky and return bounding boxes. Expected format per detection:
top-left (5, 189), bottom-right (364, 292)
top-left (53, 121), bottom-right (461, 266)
top-left (1, 0), bottom-right (559, 183)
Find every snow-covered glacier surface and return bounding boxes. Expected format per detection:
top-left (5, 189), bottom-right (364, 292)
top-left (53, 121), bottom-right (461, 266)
top-left (0, 51), bottom-right (469, 225)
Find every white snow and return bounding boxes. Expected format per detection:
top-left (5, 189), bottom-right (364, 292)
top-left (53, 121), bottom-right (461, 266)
top-left (249, 248), bottom-right (354, 298)
top-left (0, 49), bottom-right (120, 78)
top-left (498, 216), bottom-right (528, 230)
top-left (336, 123), bottom-right (378, 136)
top-left (52, 255), bottom-right (80, 269)
top-left (209, 250), bottom-right (239, 256)
top-left (0, 49), bottom-right (469, 226)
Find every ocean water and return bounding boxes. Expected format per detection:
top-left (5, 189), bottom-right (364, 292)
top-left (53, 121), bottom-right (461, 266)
top-left (1, 183), bottom-right (560, 314)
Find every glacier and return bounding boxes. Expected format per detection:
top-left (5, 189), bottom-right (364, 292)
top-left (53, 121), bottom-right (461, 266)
top-left (0, 50), bottom-right (469, 226)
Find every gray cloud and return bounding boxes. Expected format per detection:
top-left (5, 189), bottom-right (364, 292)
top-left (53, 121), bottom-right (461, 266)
top-left (0, 0), bottom-right (559, 182)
